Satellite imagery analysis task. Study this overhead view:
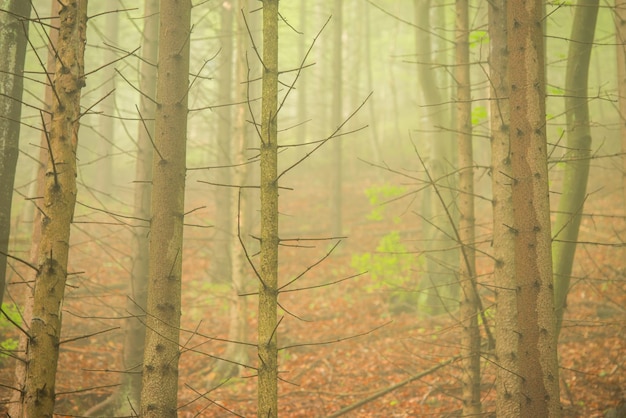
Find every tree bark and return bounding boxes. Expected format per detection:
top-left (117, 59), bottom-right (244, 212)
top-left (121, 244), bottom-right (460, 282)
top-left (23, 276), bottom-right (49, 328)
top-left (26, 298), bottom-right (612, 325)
top-left (507, 0), bottom-right (562, 416)
top-left (455, 0), bottom-right (480, 415)
top-left (258, 1), bottom-right (279, 416)
top-left (553, 0), bottom-right (599, 337)
top-left (8, 3), bottom-right (57, 416)
top-left (489, 0), bottom-right (522, 415)
top-left (139, 0), bottom-right (190, 416)
top-left (23, 1), bottom-right (88, 416)
top-left (0, 0), bottom-right (32, 304)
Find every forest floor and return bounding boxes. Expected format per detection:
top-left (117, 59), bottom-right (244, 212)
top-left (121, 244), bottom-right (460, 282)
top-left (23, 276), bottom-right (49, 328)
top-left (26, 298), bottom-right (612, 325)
top-left (1, 159), bottom-right (626, 417)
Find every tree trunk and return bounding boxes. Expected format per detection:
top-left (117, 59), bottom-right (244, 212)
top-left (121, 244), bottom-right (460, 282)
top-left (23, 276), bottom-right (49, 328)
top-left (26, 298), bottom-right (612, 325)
top-left (330, 0), bottom-right (343, 236)
top-left (211, 1), bottom-right (234, 287)
top-left (0, 0), bottom-right (32, 304)
top-left (212, 0), bottom-right (250, 381)
top-left (455, 0), bottom-right (480, 414)
top-left (488, 0), bottom-right (521, 415)
top-left (96, 1), bottom-right (119, 197)
top-left (297, 0), bottom-right (307, 145)
top-left (23, 1), bottom-right (88, 416)
top-left (258, 1), bottom-right (279, 416)
top-left (364, 1), bottom-right (381, 163)
top-left (8, 4), bottom-right (57, 416)
top-left (139, 1), bottom-right (191, 416)
top-left (414, 0), bottom-right (458, 314)
top-left (553, 0), bottom-right (599, 337)
top-left (507, 1), bottom-right (562, 416)
top-left (620, 0), bottom-right (626, 210)
top-left (116, 0), bottom-right (159, 413)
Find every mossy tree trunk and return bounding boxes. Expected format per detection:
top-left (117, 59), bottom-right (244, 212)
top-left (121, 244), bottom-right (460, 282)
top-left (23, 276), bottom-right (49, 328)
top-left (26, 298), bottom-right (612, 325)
top-left (139, 0), bottom-right (191, 416)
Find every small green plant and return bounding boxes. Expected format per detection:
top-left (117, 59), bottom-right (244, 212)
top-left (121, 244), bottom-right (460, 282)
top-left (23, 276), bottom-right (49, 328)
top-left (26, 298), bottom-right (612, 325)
top-left (353, 184), bottom-right (420, 313)
top-left (364, 184), bottom-right (406, 222)
top-left (469, 30), bottom-right (488, 48)
top-left (471, 105), bottom-right (488, 126)
top-left (352, 231), bottom-right (413, 289)
top-left (0, 303), bottom-right (21, 362)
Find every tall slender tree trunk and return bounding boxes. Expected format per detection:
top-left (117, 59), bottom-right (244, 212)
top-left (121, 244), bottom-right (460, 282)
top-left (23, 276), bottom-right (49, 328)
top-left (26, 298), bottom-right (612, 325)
top-left (22, 1), bottom-right (88, 416)
top-left (297, 0), bottom-right (307, 145)
top-left (553, 0), bottom-right (599, 337)
top-left (139, 1), bottom-right (190, 416)
top-left (455, 0), bottom-right (480, 414)
top-left (212, 2), bottom-right (234, 287)
top-left (9, 3), bottom-right (57, 416)
top-left (364, 1), bottom-right (381, 162)
top-left (0, 1), bottom-right (32, 304)
top-left (330, 0), bottom-right (343, 236)
top-left (488, 0), bottom-right (521, 415)
top-left (414, 0), bottom-right (458, 314)
top-left (507, 1), bottom-right (561, 416)
top-left (619, 0), bottom-right (626, 209)
top-left (117, 0), bottom-right (159, 412)
top-left (96, 1), bottom-right (119, 196)
top-left (213, 0), bottom-right (250, 380)
top-left (258, 1), bottom-right (279, 416)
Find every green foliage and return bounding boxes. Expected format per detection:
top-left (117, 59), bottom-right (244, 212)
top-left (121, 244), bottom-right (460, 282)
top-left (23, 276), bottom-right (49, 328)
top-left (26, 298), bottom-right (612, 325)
top-left (364, 184), bottom-right (406, 222)
top-left (352, 231), bottom-right (413, 291)
top-left (548, 85), bottom-right (565, 96)
top-left (471, 105), bottom-right (488, 126)
top-left (353, 184), bottom-right (420, 312)
top-left (0, 303), bottom-right (21, 362)
top-left (469, 30), bottom-right (488, 48)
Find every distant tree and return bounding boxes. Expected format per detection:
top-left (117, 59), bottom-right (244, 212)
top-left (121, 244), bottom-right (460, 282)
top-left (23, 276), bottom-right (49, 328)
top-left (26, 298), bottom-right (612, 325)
top-left (258, 0), bottom-right (279, 415)
top-left (488, 0), bottom-right (521, 415)
top-left (0, 1), bottom-right (32, 305)
top-left (95, 2), bottom-right (119, 196)
top-left (297, 0), bottom-right (308, 145)
top-left (212, 0), bottom-right (250, 381)
top-left (330, 0), bottom-right (343, 236)
top-left (116, 0), bottom-right (158, 413)
top-left (22, 1), bottom-right (88, 416)
top-left (139, 0), bottom-right (191, 416)
top-left (455, 0), bottom-right (480, 415)
top-left (507, 0), bottom-right (561, 415)
top-left (211, 0), bottom-right (234, 289)
top-left (414, 0), bottom-right (459, 314)
top-left (553, 0), bottom-right (599, 338)
top-left (619, 0), bottom-right (626, 207)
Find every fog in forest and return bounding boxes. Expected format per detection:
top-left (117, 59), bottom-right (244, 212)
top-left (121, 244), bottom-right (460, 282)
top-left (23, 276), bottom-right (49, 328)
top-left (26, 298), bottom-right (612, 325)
top-left (1, 0), bottom-right (625, 416)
